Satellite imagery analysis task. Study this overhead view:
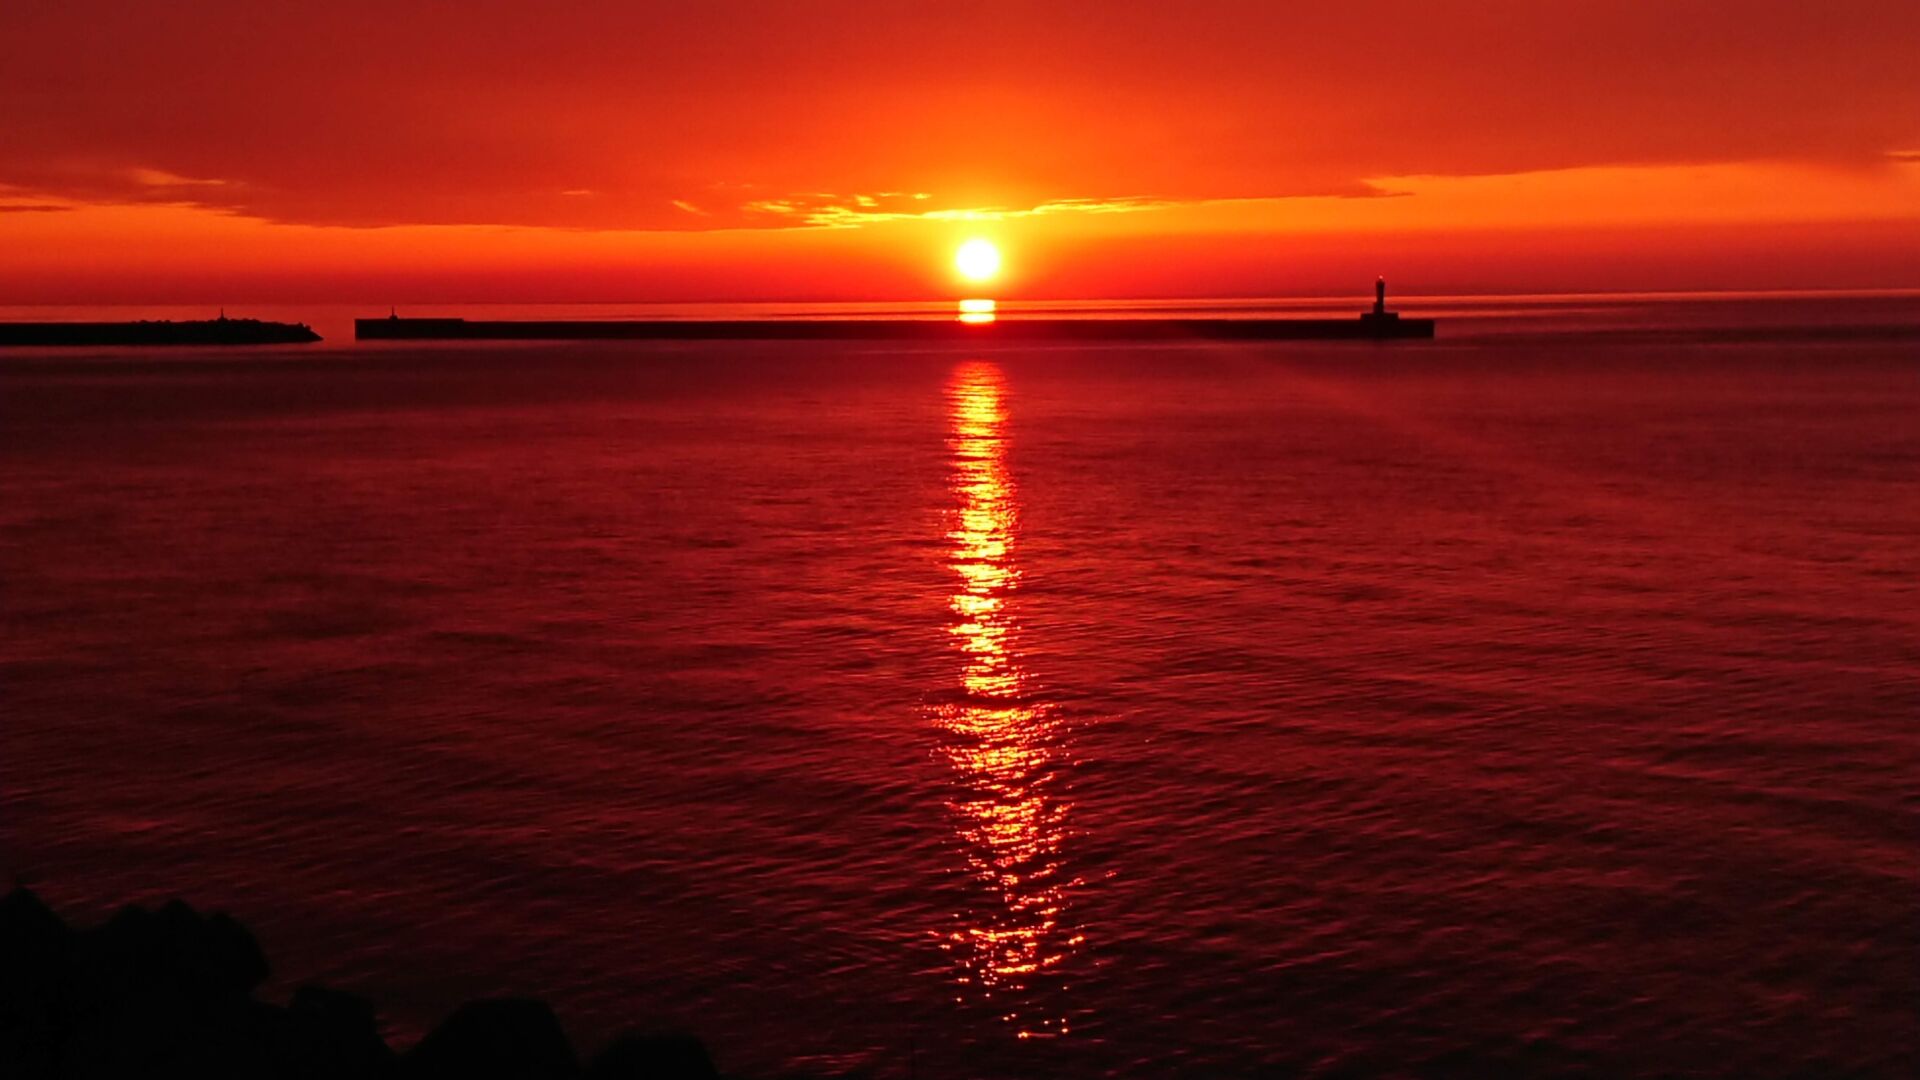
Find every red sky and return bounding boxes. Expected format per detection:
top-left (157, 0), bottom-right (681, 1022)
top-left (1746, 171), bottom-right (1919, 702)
top-left (4, 1), bottom-right (1918, 302)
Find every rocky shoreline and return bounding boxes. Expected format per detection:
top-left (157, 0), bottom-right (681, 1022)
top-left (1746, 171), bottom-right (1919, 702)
top-left (0, 888), bottom-right (717, 1079)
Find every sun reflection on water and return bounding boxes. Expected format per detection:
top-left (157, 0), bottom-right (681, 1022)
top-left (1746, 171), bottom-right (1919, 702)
top-left (957, 298), bottom-right (997, 324)
top-left (935, 361), bottom-right (1082, 1039)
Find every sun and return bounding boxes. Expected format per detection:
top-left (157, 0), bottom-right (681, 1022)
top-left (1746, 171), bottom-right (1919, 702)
top-left (954, 238), bottom-right (1002, 282)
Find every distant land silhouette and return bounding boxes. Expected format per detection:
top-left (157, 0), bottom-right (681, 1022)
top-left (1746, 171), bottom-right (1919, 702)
top-left (0, 314), bottom-right (320, 347)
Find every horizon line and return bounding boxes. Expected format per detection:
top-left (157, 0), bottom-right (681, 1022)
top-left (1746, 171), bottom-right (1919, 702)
top-left (7, 286), bottom-right (1920, 311)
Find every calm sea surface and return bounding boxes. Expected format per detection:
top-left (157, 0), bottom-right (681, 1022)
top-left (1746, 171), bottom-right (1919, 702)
top-left (4, 296), bottom-right (1917, 1077)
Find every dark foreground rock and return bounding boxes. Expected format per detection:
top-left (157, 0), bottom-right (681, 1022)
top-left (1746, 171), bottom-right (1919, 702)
top-left (0, 888), bottom-right (717, 1080)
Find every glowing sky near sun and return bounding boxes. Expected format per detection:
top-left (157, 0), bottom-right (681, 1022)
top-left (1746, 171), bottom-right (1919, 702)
top-left (3, 2), bottom-right (1918, 301)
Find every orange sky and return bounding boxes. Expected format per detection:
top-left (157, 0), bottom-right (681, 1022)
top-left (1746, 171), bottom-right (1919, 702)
top-left (4, 2), bottom-right (1918, 302)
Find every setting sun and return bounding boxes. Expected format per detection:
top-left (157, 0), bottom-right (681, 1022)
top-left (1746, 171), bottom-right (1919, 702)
top-left (955, 238), bottom-right (1002, 283)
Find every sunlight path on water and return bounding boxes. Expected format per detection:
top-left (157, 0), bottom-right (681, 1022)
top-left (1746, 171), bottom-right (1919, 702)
top-left (934, 361), bottom-right (1085, 1039)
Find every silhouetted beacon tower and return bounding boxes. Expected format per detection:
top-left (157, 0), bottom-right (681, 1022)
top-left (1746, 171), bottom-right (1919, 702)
top-left (1360, 276), bottom-right (1401, 332)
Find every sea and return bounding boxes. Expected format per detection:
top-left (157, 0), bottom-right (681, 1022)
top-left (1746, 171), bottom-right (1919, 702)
top-left (3, 292), bottom-right (1916, 1078)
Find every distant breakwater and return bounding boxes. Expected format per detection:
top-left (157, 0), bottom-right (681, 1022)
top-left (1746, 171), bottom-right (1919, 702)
top-left (354, 315), bottom-right (1437, 341)
top-left (0, 888), bottom-right (718, 1080)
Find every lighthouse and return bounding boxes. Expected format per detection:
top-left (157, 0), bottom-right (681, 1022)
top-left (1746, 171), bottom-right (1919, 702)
top-left (1360, 276), bottom-right (1403, 333)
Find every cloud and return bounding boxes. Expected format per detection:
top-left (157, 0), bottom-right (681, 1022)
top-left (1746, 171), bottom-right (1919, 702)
top-left (733, 192), bottom-right (1191, 228)
top-left (3, 4), bottom-right (1917, 231)
top-left (697, 185), bottom-right (1400, 230)
top-left (0, 201), bottom-right (72, 213)
top-left (127, 167), bottom-right (229, 188)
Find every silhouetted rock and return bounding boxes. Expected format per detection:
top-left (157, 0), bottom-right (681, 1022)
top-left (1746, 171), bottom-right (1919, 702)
top-left (290, 985), bottom-right (399, 1078)
top-left (0, 887), bottom-right (74, 1012)
top-left (0, 890), bottom-right (72, 1080)
top-left (590, 1034), bottom-right (718, 1080)
top-left (1, 890), bottom-right (745, 1080)
top-left (86, 899), bottom-right (270, 1003)
top-left (0, 887), bottom-right (73, 968)
top-left (0, 890), bottom-right (398, 1080)
top-left (407, 998), bottom-right (577, 1080)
